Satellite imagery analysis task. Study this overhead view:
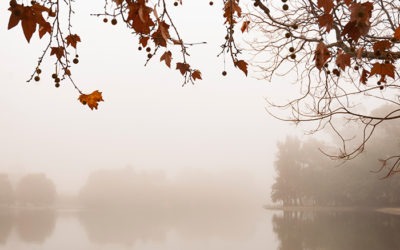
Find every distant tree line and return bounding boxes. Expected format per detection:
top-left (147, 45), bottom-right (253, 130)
top-left (272, 106), bottom-right (400, 207)
top-left (0, 173), bottom-right (56, 206)
top-left (79, 167), bottom-right (257, 210)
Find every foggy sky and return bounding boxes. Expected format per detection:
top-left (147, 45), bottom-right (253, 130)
top-left (0, 1), bottom-right (300, 199)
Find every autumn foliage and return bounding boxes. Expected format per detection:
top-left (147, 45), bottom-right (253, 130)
top-left (6, 0), bottom-right (400, 104)
top-left (5, 0), bottom-right (400, 173)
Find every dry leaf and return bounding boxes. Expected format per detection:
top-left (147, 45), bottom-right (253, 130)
top-left (192, 70), bottom-right (202, 81)
top-left (66, 34), bottom-right (81, 49)
top-left (235, 60), bottom-right (248, 76)
top-left (160, 51), bottom-right (172, 68)
top-left (78, 90), bottom-right (104, 110)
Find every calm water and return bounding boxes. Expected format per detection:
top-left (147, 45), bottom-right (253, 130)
top-left (0, 208), bottom-right (399, 250)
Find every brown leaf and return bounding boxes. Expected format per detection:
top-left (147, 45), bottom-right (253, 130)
top-left (151, 21), bottom-right (170, 47)
top-left (342, 21), bottom-right (361, 41)
top-left (139, 36), bottom-right (149, 47)
top-left (314, 42), bottom-right (330, 70)
top-left (112, 0), bottom-right (123, 5)
top-left (372, 40), bottom-right (392, 53)
top-left (235, 60), bottom-right (248, 76)
top-left (21, 8), bottom-right (36, 43)
top-left (318, 13), bottom-right (333, 32)
top-left (127, 2), bottom-right (155, 35)
top-left (370, 63), bottom-right (395, 80)
top-left (78, 90), bottom-right (104, 110)
top-left (360, 69), bottom-right (369, 84)
top-left (160, 51), bottom-right (172, 68)
top-left (241, 21), bottom-right (250, 33)
top-left (8, 5), bottom-right (24, 30)
top-left (8, 3), bottom-right (53, 42)
top-left (342, 2), bottom-right (373, 42)
top-left (350, 2), bottom-right (373, 24)
top-left (223, 0), bottom-right (241, 25)
top-left (336, 49), bottom-right (351, 71)
top-left (38, 22), bottom-right (51, 38)
top-left (176, 62), bottom-right (190, 75)
top-left (342, 0), bottom-right (352, 6)
top-left (394, 27), bottom-right (400, 40)
top-left (31, 2), bottom-right (52, 14)
top-left (50, 47), bottom-right (65, 60)
top-left (192, 70), bottom-right (202, 81)
top-left (317, 0), bottom-right (334, 14)
top-left (66, 34), bottom-right (81, 49)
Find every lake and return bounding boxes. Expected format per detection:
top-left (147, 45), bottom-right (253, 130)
top-left (0, 208), bottom-right (399, 250)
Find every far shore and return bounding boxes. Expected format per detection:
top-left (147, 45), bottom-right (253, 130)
top-left (264, 205), bottom-right (400, 216)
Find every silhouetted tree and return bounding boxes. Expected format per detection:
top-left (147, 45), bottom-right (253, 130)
top-left (272, 126), bottom-right (400, 206)
top-left (16, 173), bottom-right (56, 206)
top-left (0, 174), bottom-right (14, 205)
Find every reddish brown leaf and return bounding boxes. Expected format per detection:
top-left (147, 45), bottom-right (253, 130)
top-left (394, 27), bottom-right (400, 40)
top-left (223, 0), bottom-right (241, 25)
top-left (342, 22), bottom-right (361, 41)
top-left (317, 0), bottom-right (334, 14)
top-left (151, 21), bottom-right (170, 47)
top-left (38, 22), bottom-right (51, 38)
top-left (360, 69), bottom-right (369, 84)
top-left (139, 36), bottom-right (149, 47)
top-left (112, 0), bottom-right (123, 5)
top-left (314, 42), bottom-right (330, 70)
top-left (50, 47), bottom-right (65, 60)
top-left (127, 2), bottom-right (155, 35)
top-left (160, 51), bottom-right (172, 68)
top-left (350, 2), bottom-right (373, 24)
top-left (235, 60), bottom-right (248, 76)
top-left (8, 5), bottom-right (24, 30)
top-left (343, 0), bottom-right (352, 6)
top-left (370, 63), bottom-right (395, 80)
top-left (342, 2), bottom-right (373, 42)
top-left (372, 40), bottom-right (392, 53)
top-left (336, 49), bottom-right (351, 71)
top-left (78, 90), bottom-right (104, 110)
top-left (31, 2), bottom-right (52, 14)
top-left (8, 3), bottom-right (53, 42)
top-left (318, 13), bottom-right (333, 32)
top-left (21, 8), bottom-right (36, 43)
top-left (192, 70), bottom-right (202, 81)
top-left (241, 21), bottom-right (250, 33)
top-left (176, 62), bottom-right (190, 75)
top-left (66, 34), bottom-right (81, 49)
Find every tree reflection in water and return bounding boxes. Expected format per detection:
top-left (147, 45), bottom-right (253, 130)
top-left (78, 208), bottom-right (257, 246)
top-left (16, 209), bottom-right (56, 243)
top-left (273, 211), bottom-right (400, 250)
top-left (0, 210), bottom-right (13, 244)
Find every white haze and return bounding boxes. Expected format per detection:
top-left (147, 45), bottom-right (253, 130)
top-left (0, 0), bottom-right (305, 205)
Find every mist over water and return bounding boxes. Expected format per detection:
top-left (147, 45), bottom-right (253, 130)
top-left (0, 167), bottom-right (279, 249)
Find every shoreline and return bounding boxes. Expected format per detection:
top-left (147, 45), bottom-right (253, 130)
top-left (264, 205), bottom-right (400, 215)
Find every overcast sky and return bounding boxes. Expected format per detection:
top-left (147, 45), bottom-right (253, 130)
top-left (0, 1), bottom-right (302, 198)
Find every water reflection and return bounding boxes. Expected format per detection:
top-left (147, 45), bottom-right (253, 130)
top-left (16, 209), bottom-right (56, 243)
top-left (78, 210), bottom-right (169, 245)
top-left (273, 211), bottom-right (400, 250)
top-left (78, 208), bottom-right (257, 246)
top-left (0, 211), bottom-right (13, 244)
